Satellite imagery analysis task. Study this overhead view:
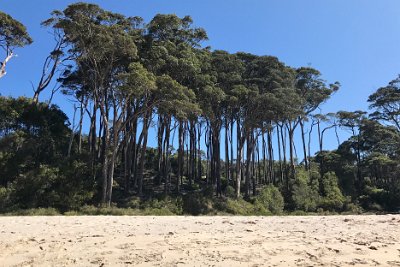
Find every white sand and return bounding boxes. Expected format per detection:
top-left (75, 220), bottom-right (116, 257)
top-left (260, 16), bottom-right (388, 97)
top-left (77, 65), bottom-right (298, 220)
top-left (0, 215), bottom-right (399, 266)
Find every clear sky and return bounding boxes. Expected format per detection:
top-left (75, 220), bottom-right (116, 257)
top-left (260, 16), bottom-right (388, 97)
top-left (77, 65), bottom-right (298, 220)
top-left (1, 0), bottom-right (400, 152)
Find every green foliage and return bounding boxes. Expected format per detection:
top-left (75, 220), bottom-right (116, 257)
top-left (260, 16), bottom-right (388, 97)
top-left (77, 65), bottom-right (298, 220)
top-left (1, 208), bottom-right (60, 216)
top-left (342, 201), bottom-right (364, 214)
top-left (289, 210), bottom-right (310, 216)
top-left (291, 169), bottom-right (319, 211)
top-left (0, 97), bottom-right (71, 186)
top-left (0, 187), bottom-right (11, 212)
top-left (319, 172), bottom-right (346, 211)
top-left (255, 185), bottom-right (284, 214)
top-left (141, 195), bottom-right (183, 215)
top-left (77, 205), bottom-right (140, 216)
top-left (0, 97), bottom-right (95, 211)
top-left (358, 185), bottom-right (393, 211)
top-left (225, 185), bottom-right (236, 198)
top-left (368, 76), bottom-right (400, 131)
top-left (0, 11), bottom-right (33, 48)
top-left (182, 192), bottom-right (214, 215)
top-left (0, 9), bottom-right (32, 80)
top-left (9, 163), bottom-right (94, 211)
top-left (223, 198), bottom-right (262, 215)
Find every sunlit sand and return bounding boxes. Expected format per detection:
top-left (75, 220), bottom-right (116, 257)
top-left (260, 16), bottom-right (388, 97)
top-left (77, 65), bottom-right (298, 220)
top-left (1, 215), bottom-right (399, 266)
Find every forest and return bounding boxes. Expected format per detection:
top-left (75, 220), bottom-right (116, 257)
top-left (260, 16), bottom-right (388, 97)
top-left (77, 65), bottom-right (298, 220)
top-left (0, 2), bottom-right (399, 215)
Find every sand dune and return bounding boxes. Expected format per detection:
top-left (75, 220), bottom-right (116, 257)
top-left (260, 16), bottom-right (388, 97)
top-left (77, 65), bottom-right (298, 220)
top-left (0, 215), bottom-right (399, 266)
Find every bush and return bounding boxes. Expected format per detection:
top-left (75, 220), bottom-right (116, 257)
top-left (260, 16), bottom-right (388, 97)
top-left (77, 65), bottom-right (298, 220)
top-left (289, 210), bottom-right (310, 216)
top-left (1, 208), bottom-right (60, 216)
top-left (225, 185), bottom-right (236, 198)
top-left (9, 163), bottom-right (94, 211)
top-left (319, 172), bottom-right (345, 211)
top-left (78, 205), bottom-right (140, 216)
top-left (291, 170), bottom-right (319, 212)
top-left (143, 195), bottom-right (183, 215)
top-left (203, 186), bottom-right (214, 198)
top-left (342, 203), bottom-right (364, 214)
top-left (142, 208), bottom-right (175, 216)
top-left (358, 185), bottom-right (394, 211)
top-left (123, 197), bottom-right (142, 209)
top-left (182, 192), bottom-right (213, 215)
top-left (223, 198), bottom-right (256, 215)
top-left (0, 187), bottom-right (11, 212)
top-left (255, 185), bottom-right (284, 214)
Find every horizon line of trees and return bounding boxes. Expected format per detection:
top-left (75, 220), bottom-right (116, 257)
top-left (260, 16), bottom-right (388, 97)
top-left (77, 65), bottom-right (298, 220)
top-left (0, 3), bottom-right (399, 213)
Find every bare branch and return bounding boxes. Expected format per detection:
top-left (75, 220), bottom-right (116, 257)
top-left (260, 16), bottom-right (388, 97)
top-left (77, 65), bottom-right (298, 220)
top-left (0, 51), bottom-right (14, 79)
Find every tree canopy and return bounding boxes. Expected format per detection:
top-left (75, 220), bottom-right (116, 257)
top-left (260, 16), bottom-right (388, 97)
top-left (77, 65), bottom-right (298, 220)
top-left (0, 11), bottom-right (32, 78)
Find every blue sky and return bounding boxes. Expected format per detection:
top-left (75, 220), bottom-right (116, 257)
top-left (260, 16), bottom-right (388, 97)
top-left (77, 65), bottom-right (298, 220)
top-left (1, 0), bottom-right (400, 152)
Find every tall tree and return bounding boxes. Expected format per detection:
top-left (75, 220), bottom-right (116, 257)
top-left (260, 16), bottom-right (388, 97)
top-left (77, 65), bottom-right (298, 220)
top-left (0, 11), bottom-right (32, 79)
top-left (45, 3), bottom-right (138, 206)
top-left (368, 75), bottom-right (400, 131)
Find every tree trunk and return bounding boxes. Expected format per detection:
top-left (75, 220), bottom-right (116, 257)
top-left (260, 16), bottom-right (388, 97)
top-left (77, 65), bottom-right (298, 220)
top-left (245, 130), bottom-right (252, 198)
top-left (156, 115), bottom-right (165, 185)
top-left (67, 105), bottom-right (77, 158)
top-left (137, 110), bottom-right (152, 196)
top-left (230, 117), bottom-right (235, 182)
top-left (101, 118), bottom-right (110, 205)
top-left (0, 52), bottom-right (13, 79)
top-left (197, 123), bottom-right (202, 182)
top-left (235, 121), bottom-right (243, 198)
top-left (267, 127), bottom-right (274, 184)
top-left (163, 117), bottom-right (172, 193)
top-left (77, 96), bottom-right (87, 153)
top-left (212, 122), bottom-right (222, 196)
top-left (262, 130), bottom-right (267, 183)
top-left (288, 123), bottom-right (296, 178)
top-left (189, 120), bottom-right (196, 186)
top-left (224, 118), bottom-right (230, 186)
top-left (177, 120), bottom-right (184, 192)
top-left (299, 119), bottom-right (308, 170)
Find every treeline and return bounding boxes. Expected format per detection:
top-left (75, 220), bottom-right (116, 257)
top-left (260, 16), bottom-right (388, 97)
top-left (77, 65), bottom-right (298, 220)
top-left (0, 3), bottom-right (399, 215)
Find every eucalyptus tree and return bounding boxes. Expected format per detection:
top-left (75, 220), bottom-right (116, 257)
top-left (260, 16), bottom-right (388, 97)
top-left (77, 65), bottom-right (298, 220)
top-left (0, 11), bottom-right (32, 79)
top-left (271, 86), bottom-right (303, 190)
top-left (143, 14), bottom-right (206, 191)
top-left (194, 50), bottom-right (227, 195)
top-left (253, 59), bottom-right (296, 185)
top-left (368, 75), bottom-right (400, 131)
top-left (45, 3), bottom-right (139, 205)
top-left (200, 50), bottom-right (244, 195)
top-left (236, 53), bottom-right (297, 196)
top-left (359, 120), bottom-right (400, 187)
top-left (337, 110), bottom-right (367, 193)
top-left (117, 62), bottom-right (157, 195)
top-left (310, 113), bottom-right (340, 154)
top-left (294, 67), bottom-right (339, 171)
top-left (32, 27), bottom-right (68, 104)
top-left (155, 75), bottom-right (199, 193)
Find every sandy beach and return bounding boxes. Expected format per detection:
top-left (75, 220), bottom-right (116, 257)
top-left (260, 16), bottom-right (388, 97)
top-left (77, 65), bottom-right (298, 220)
top-left (0, 215), bottom-right (399, 266)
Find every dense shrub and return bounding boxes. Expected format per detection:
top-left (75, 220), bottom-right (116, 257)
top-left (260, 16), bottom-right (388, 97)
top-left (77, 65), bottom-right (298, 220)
top-left (291, 170), bottom-right (319, 211)
top-left (1, 208), bottom-right (61, 216)
top-left (255, 185), bottom-right (284, 214)
top-left (319, 172), bottom-right (346, 211)
top-left (9, 161), bottom-right (94, 210)
top-left (0, 187), bottom-right (11, 212)
top-left (223, 198), bottom-right (257, 215)
top-left (225, 185), bottom-right (236, 198)
top-left (182, 192), bottom-right (213, 215)
top-left (143, 195), bottom-right (183, 215)
top-left (359, 186), bottom-right (389, 211)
